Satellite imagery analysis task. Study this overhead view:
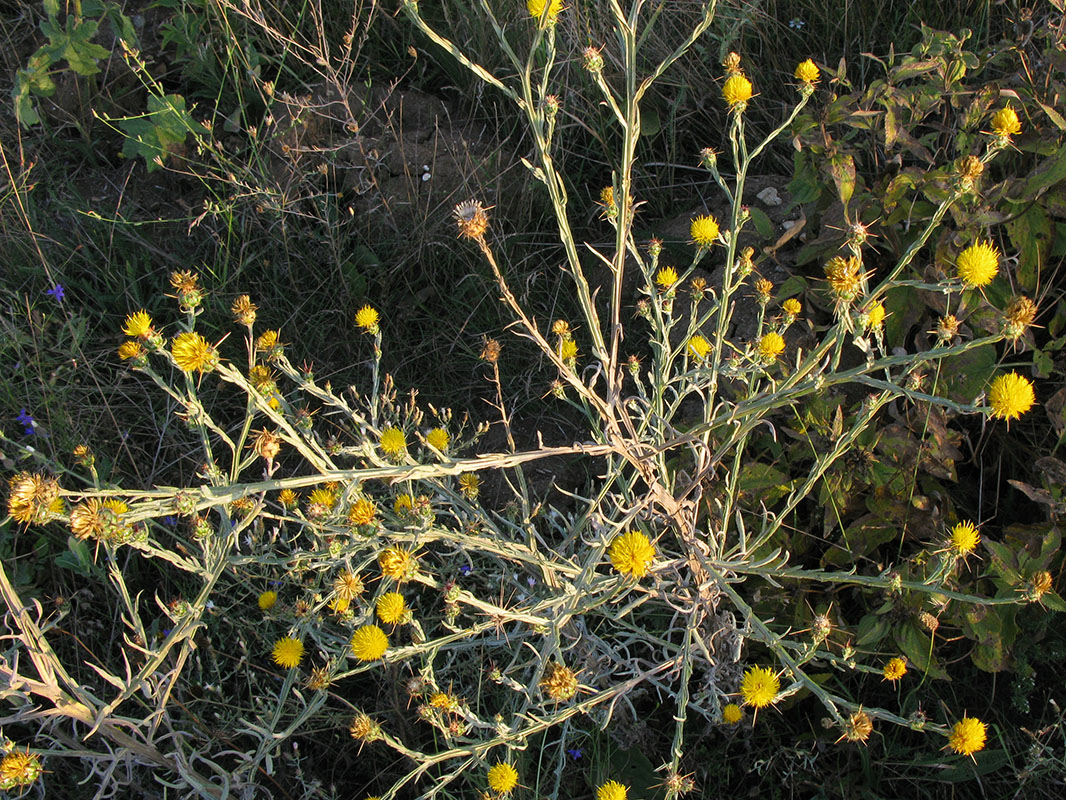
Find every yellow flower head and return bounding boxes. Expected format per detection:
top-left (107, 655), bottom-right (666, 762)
top-left (232, 294), bottom-right (257, 325)
top-left (991, 105), bottom-right (1021, 138)
top-left (123, 310), bottom-right (154, 338)
top-left (597, 780), bottom-right (628, 800)
top-left (843, 709), bottom-right (874, 743)
top-left (393, 493), bottom-right (414, 516)
top-left (351, 624), bottom-right (389, 661)
top-left (756, 331), bottom-right (785, 362)
top-left (426, 427), bottom-right (449, 453)
top-left (349, 712), bottom-right (381, 742)
top-left (527, 0), bottom-right (563, 23)
top-left (376, 592), bottom-right (408, 624)
top-left (348, 498), bottom-right (376, 527)
top-left (272, 637), bottom-right (305, 669)
top-left (459, 473), bottom-right (480, 500)
top-left (0, 749), bottom-right (43, 789)
top-left (948, 716), bottom-right (987, 756)
top-left (560, 338), bottom-right (579, 362)
top-left (608, 531), bottom-right (656, 578)
top-left (355, 304), bottom-right (380, 333)
top-left (782, 298), bottom-right (802, 317)
top-left (688, 335), bottom-right (711, 360)
top-left (118, 340), bottom-right (146, 361)
top-left (278, 489), bottom-right (299, 509)
top-left (308, 487), bottom-right (337, 510)
top-left (740, 665), bottom-right (780, 708)
top-left (956, 241), bottom-right (999, 287)
top-left (882, 656), bottom-right (908, 682)
top-left (690, 214), bottom-right (720, 247)
top-left (379, 546), bottom-right (418, 582)
top-left (1003, 295), bottom-right (1037, 340)
top-left (7, 472), bottom-right (62, 526)
top-left (865, 301), bottom-right (886, 330)
top-left (487, 762), bottom-right (519, 795)
top-left (794, 59), bottom-right (820, 84)
top-left (988, 372), bottom-right (1036, 420)
top-left (172, 332), bottom-right (218, 373)
top-left (722, 74), bottom-right (753, 109)
top-left (380, 427), bottom-right (407, 458)
top-left (722, 703), bottom-right (743, 724)
top-left (824, 256), bottom-right (864, 302)
top-left (258, 590), bottom-right (278, 610)
top-left (540, 661), bottom-right (579, 701)
top-left (949, 521), bottom-right (980, 554)
top-left (69, 498), bottom-right (130, 541)
top-left (655, 266), bottom-right (679, 290)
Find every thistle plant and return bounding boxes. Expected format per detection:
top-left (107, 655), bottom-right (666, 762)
top-left (0, 2), bottom-right (1055, 798)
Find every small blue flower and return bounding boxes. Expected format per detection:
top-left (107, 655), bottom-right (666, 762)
top-left (46, 284), bottom-right (65, 303)
top-left (459, 564), bottom-right (472, 576)
top-left (17, 408), bottom-right (35, 436)
top-left (566, 748), bottom-right (583, 760)
top-left (162, 516), bottom-right (178, 527)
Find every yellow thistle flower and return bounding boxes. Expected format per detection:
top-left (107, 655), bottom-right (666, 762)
top-left (949, 521), bottom-right (980, 554)
top-left (393, 493), bottom-right (414, 516)
top-left (69, 498), bottom-right (130, 541)
top-left (349, 711), bottom-right (382, 742)
top-left (258, 590), bottom-right (278, 611)
top-left (527, 0), bottom-right (563, 22)
top-left (655, 266), bottom-right (679, 289)
top-left (278, 489), bottom-right (299, 509)
top-left (306, 666), bottom-right (331, 691)
top-left (948, 716), bottom-right (987, 756)
top-left (272, 637), bottom-right (305, 669)
top-left (540, 661), bottom-right (579, 701)
top-left (782, 298), bottom-right (802, 317)
top-left (458, 473), bottom-right (480, 500)
top-left (690, 214), bottom-right (720, 247)
top-left (1003, 296), bottom-right (1037, 340)
top-left (7, 473), bottom-right (62, 526)
top-left (355, 305), bottom-right (379, 333)
top-left (429, 692), bottom-right (460, 711)
top-left (0, 749), bottom-right (43, 789)
top-left (487, 762), bottom-right (519, 794)
top-left (754, 278), bottom-right (773, 299)
top-left (882, 656), bottom-right (908, 682)
top-left (1027, 570), bottom-right (1054, 602)
top-left (348, 498), bottom-right (376, 527)
top-left (334, 569), bottom-right (365, 601)
top-left (172, 332), bottom-right (218, 373)
top-left (740, 665), bottom-right (780, 709)
top-left (597, 780), bottom-right (629, 800)
top-left (841, 709), bottom-right (874, 743)
top-left (864, 301), bottom-right (887, 330)
top-left (351, 624), bottom-right (389, 661)
top-left (688, 335), bottom-right (711, 360)
top-left (376, 592), bottom-right (408, 624)
top-left (824, 256), bottom-right (864, 302)
top-left (757, 331), bottom-right (785, 362)
top-left (560, 338), bottom-right (579, 362)
top-left (794, 58), bottom-right (820, 84)
top-left (988, 372), bottom-right (1036, 420)
top-left (123, 310), bottom-right (154, 338)
top-left (608, 531), bottom-right (656, 578)
top-left (722, 74), bottom-right (753, 109)
top-left (380, 427), bottom-right (407, 459)
top-left (232, 294), bottom-right (257, 325)
top-left (426, 427), bottom-right (449, 452)
top-left (990, 105), bottom-right (1021, 138)
top-left (308, 487), bottom-right (337, 510)
top-left (379, 546), bottom-right (418, 582)
top-left (118, 340), bottom-right (145, 361)
top-left (256, 329), bottom-right (281, 353)
top-left (936, 314), bottom-right (960, 341)
top-left (599, 185), bottom-right (616, 210)
top-left (956, 241), bottom-right (999, 287)
top-left (722, 703), bottom-right (743, 724)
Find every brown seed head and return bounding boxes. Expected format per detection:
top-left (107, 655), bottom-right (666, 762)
top-left (453, 200), bottom-right (490, 241)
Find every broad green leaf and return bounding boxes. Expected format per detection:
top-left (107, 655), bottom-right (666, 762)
top-left (895, 620), bottom-right (949, 680)
top-left (1006, 205), bottom-right (1052, 292)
